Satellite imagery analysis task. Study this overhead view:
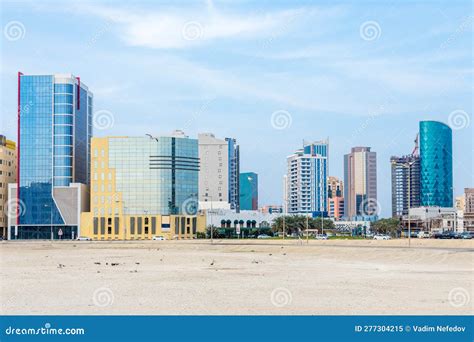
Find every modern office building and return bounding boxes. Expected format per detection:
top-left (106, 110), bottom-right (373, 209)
top-left (343, 147), bottom-right (377, 220)
top-left (80, 133), bottom-right (204, 240)
top-left (286, 140), bottom-right (328, 215)
top-left (198, 133), bottom-right (239, 211)
top-left (9, 73), bottom-right (92, 239)
top-left (226, 137), bottom-right (240, 211)
top-left (0, 136), bottom-right (17, 238)
top-left (390, 154), bottom-right (421, 217)
top-left (239, 172), bottom-right (258, 210)
top-left (419, 121), bottom-right (453, 207)
top-left (328, 176), bottom-right (344, 220)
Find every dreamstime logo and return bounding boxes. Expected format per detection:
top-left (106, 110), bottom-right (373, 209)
top-left (359, 198), bottom-right (381, 217)
top-left (182, 21), bottom-right (204, 41)
top-left (3, 21), bottom-right (26, 41)
top-left (92, 287), bottom-right (114, 307)
top-left (448, 287), bottom-right (470, 308)
top-left (93, 110), bottom-right (115, 130)
top-left (359, 21), bottom-right (381, 41)
top-left (271, 110), bottom-right (292, 130)
top-left (448, 110), bottom-right (470, 130)
top-left (181, 197), bottom-right (198, 215)
top-left (270, 287), bottom-right (292, 307)
top-left (4, 199), bottom-right (26, 219)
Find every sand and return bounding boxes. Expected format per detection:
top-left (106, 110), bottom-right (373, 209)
top-left (0, 239), bottom-right (472, 315)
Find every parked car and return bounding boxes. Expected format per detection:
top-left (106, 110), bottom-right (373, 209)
top-left (152, 236), bottom-right (165, 241)
top-left (257, 234), bottom-right (271, 239)
top-left (373, 234), bottom-right (391, 240)
top-left (417, 231), bottom-right (431, 239)
top-left (76, 236), bottom-right (91, 241)
top-left (459, 232), bottom-right (473, 239)
top-left (316, 234), bottom-right (328, 240)
top-left (434, 231), bottom-right (457, 239)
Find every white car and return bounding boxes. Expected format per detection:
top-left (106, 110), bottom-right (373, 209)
top-left (316, 234), bottom-right (328, 240)
top-left (257, 234), bottom-right (271, 239)
top-left (417, 231), bottom-right (430, 239)
top-left (76, 236), bottom-right (91, 241)
top-left (373, 234), bottom-right (391, 240)
top-left (152, 236), bottom-right (165, 241)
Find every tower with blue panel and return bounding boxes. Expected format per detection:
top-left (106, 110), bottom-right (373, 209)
top-left (419, 121), bottom-right (453, 207)
top-left (304, 140), bottom-right (328, 217)
top-left (239, 172), bottom-right (258, 210)
top-left (13, 73), bottom-right (93, 239)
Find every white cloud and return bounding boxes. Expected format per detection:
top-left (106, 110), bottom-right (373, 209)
top-left (71, 2), bottom-right (307, 49)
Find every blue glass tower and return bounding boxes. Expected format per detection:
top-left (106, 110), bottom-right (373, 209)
top-left (13, 73), bottom-right (93, 239)
top-left (239, 172), bottom-right (258, 210)
top-left (419, 121), bottom-right (453, 207)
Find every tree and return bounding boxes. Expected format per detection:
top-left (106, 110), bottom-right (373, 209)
top-left (371, 218), bottom-right (401, 237)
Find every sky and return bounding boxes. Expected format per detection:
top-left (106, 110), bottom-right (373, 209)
top-left (1, 0), bottom-right (472, 218)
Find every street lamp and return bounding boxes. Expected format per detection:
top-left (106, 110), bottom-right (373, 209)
top-left (205, 194), bottom-right (214, 244)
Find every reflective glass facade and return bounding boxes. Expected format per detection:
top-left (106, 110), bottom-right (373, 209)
top-left (105, 136), bottom-right (199, 215)
top-left (15, 74), bottom-right (92, 239)
top-left (419, 121), bottom-right (453, 207)
top-left (239, 172), bottom-right (258, 210)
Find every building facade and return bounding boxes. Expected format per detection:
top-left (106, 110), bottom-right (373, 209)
top-left (0, 136), bottom-right (17, 238)
top-left (419, 121), bottom-right (453, 207)
top-left (198, 134), bottom-right (239, 211)
top-left (286, 140), bottom-right (328, 215)
top-left (327, 176), bottom-right (344, 220)
top-left (390, 154), bottom-right (421, 217)
top-left (80, 134), bottom-right (203, 240)
top-left (464, 188), bottom-right (474, 231)
top-left (226, 137), bottom-right (240, 211)
top-left (10, 73), bottom-right (92, 239)
top-left (239, 172), bottom-right (258, 210)
top-left (343, 147), bottom-right (377, 220)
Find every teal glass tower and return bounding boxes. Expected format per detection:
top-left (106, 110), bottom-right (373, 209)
top-left (419, 121), bottom-right (453, 207)
top-left (239, 172), bottom-right (258, 210)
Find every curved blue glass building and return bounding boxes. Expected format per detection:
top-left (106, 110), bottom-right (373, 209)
top-left (11, 73), bottom-right (93, 239)
top-left (419, 121), bottom-right (453, 207)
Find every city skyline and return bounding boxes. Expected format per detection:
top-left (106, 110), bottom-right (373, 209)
top-left (1, 1), bottom-right (472, 218)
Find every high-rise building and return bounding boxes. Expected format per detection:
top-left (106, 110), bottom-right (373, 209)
top-left (80, 133), bottom-right (203, 240)
top-left (390, 154), bottom-right (421, 217)
top-left (239, 172), bottom-right (258, 210)
top-left (226, 137), bottom-right (240, 211)
top-left (9, 73), bottom-right (92, 239)
top-left (419, 121), bottom-right (453, 207)
top-left (198, 133), bottom-right (240, 210)
top-left (0, 135), bottom-right (17, 238)
top-left (286, 140), bottom-right (328, 215)
top-left (327, 176), bottom-right (344, 220)
top-left (344, 147), bottom-right (377, 220)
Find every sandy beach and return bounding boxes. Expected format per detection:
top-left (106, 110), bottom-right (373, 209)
top-left (1, 239), bottom-right (472, 315)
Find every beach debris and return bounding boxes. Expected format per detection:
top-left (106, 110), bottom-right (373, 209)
top-left (57, 264), bottom-right (65, 269)
top-left (210, 260), bottom-right (215, 266)
top-left (135, 262), bottom-right (140, 265)
top-left (94, 262), bottom-right (101, 265)
top-left (111, 263), bottom-right (119, 266)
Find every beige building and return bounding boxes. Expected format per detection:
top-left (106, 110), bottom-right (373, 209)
top-left (343, 147), bottom-right (377, 219)
top-left (464, 188), bottom-right (474, 231)
top-left (0, 135), bottom-right (17, 238)
top-left (455, 195), bottom-right (466, 211)
top-left (198, 133), bottom-right (229, 208)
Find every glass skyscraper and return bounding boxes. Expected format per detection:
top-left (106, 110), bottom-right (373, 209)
top-left (239, 172), bottom-right (258, 210)
top-left (12, 73), bottom-right (93, 239)
top-left (419, 121), bottom-right (453, 207)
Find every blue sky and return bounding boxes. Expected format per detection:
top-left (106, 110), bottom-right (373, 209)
top-left (1, 0), bottom-right (472, 217)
